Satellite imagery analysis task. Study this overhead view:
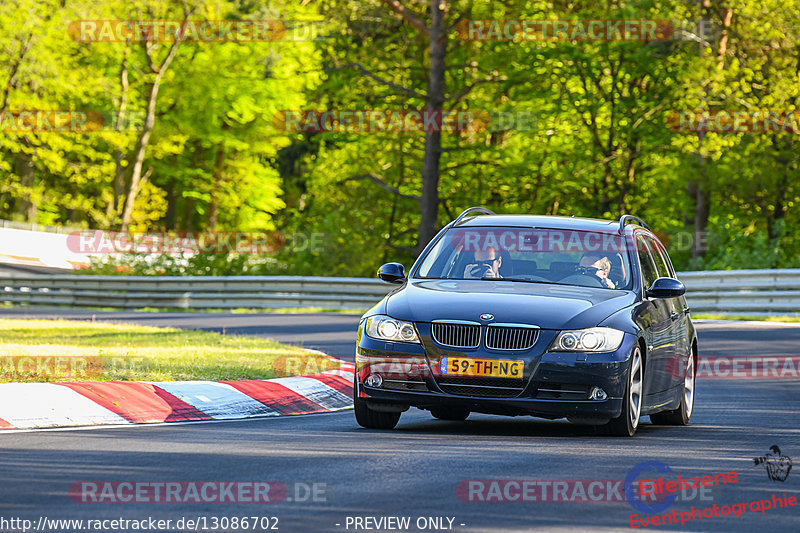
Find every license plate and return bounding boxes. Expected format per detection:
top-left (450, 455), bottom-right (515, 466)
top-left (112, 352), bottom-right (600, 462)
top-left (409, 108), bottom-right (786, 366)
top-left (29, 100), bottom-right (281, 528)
top-left (440, 357), bottom-right (524, 378)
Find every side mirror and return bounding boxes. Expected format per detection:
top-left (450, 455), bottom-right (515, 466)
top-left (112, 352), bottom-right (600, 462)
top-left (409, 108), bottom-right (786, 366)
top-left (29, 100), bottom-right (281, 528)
top-left (646, 277), bottom-right (685, 299)
top-left (377, 262), bottom-right (406, 284)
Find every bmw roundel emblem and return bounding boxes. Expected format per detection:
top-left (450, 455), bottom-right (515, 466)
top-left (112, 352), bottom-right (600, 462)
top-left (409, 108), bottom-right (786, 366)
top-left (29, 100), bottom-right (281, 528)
top-left (480, 313), bottom-right (494, 321)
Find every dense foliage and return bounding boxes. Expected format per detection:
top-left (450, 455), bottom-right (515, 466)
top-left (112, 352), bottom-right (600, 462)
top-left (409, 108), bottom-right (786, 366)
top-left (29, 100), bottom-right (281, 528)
top-left (1, 0), bottom-right (798, 276)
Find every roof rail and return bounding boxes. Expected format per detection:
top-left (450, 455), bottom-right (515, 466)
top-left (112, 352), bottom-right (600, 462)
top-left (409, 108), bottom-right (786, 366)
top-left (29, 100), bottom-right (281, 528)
top-left (618, 214), bottom-right (650, 234)
top-left (453, 206), bottom-right (496, 225)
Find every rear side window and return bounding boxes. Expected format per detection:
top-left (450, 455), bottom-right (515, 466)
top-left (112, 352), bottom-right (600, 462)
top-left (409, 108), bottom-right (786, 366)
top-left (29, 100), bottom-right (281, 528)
top-left (647, 237), bottom-right (672, 279)
top-left (653, 239), bottom-right (677, 278)
top-left (636, 236), bottom-right (659, 289)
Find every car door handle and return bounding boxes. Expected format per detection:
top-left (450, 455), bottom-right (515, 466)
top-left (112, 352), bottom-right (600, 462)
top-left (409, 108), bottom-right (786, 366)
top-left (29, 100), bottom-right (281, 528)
top-left (683, 306), bottom-right (690, 313)
top-left (670, 312), bottom-right (680, 320)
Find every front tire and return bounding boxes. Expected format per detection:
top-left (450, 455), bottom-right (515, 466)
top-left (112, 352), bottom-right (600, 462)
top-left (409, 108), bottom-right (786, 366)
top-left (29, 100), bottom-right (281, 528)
top-left (354, 381), bottom-right (401, 430)
top-left (606, 344), bottom-right (643, 437)
top-left (651, 351), bottom-right (695, 426)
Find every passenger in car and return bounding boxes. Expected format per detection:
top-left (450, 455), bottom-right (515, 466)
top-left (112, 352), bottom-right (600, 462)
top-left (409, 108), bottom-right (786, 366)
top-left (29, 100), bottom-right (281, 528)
top-left (608, 252), bottom-right (626, 288)
top-left (463, 247), bottom-right (503, 278)
top-left (579, 254), bottom-right (615, 288)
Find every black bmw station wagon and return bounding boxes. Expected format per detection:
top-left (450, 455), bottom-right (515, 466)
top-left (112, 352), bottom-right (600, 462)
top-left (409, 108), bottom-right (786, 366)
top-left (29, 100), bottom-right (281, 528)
top-left (354, 208), bottom-right (697, 436)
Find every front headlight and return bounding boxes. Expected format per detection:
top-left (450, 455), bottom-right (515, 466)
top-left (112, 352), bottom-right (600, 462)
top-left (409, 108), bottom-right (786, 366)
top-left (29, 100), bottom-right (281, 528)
top-left (550, 327), bottom-right (625, 352)
top-left (364, 315), bottom-right (420, 343)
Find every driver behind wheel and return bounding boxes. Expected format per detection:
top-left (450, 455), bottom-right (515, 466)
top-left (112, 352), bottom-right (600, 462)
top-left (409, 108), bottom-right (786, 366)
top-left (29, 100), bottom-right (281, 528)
top-left (463, 247), bottom-right (503, 279)
top-left (579, 254), bottom-right (615, 288)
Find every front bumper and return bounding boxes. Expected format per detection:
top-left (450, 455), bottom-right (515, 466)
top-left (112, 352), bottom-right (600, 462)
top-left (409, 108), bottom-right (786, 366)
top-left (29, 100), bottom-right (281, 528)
top-left (355, 323), bottom-right (637, 420)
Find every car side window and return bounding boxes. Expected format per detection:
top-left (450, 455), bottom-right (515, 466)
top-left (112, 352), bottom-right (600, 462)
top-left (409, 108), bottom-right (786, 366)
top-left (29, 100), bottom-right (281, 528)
top-left (647, 236), bottom-right (683, 312)
top-left (647, 237), bottom-right (672, 279)
top-left (658, 245), bottom-right (678, 278)
top-left (658, 248), bottom-right (677, 279)
top-left (636, 236), bottom-right (659, 289)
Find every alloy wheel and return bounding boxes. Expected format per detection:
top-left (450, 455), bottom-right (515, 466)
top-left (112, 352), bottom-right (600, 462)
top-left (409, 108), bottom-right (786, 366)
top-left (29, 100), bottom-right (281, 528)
top-left (629, 347), bottom-right (643, 429)
top-left (684, 354), bottom-right (695, 419)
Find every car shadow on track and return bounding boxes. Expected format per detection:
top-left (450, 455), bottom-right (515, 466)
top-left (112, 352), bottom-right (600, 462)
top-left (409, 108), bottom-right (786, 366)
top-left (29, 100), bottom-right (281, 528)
top-left (349, 421), bottom-right (750, 450)
top-left (352, 414), bottom-right (676, 438)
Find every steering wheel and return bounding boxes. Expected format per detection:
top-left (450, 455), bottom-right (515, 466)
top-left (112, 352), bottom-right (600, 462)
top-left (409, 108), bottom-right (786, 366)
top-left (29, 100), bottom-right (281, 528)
top-left (558, 272), bottom-right (606, 288)
top-left (510, 274), bottom-right (551, 282)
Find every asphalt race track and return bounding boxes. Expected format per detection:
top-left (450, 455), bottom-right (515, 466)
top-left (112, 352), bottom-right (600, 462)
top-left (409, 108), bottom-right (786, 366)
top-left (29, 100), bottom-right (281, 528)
top-left (0, 309), bottom-right (798, 532)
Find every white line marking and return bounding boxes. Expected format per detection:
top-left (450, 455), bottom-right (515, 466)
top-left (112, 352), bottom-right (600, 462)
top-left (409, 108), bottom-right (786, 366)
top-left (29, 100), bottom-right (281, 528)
top-left (1, 409), bottom-right (353, 433)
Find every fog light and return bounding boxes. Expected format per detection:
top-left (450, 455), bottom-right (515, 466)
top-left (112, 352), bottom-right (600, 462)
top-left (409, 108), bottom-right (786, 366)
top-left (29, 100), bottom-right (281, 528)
top-left (365, 374), bottom-right (383, 388)
top-left (590, 387), bottom-right (607, 401)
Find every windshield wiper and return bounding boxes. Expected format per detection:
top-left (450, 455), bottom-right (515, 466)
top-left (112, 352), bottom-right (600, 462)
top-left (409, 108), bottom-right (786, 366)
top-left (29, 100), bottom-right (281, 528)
top-left (480, 276), bottom-right (565, 286)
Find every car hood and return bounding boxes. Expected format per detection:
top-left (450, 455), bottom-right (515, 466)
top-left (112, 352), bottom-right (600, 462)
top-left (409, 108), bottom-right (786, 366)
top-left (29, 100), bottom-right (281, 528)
top-left (382, 279), bottom-right (637, 330)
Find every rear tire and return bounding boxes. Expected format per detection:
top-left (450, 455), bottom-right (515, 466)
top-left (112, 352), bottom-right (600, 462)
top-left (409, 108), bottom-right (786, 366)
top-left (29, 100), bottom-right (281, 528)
top-left (353, 381), bottom-right (401, 430)
top-left (430, 407), bottom-right (470, 421)
top-left (651, 351), bottom-right (695, 426)
top-left (606, 345), bottom-right (643, 437)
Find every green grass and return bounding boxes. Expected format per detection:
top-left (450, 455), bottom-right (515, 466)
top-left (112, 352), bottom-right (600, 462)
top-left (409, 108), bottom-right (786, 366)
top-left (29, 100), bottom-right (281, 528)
top-left (693, 313), bottom-right (800, 322)
top-left (231, 307), bottom-right (363, 314)
top-left (0, 319), bottom-right (339, 382)
top-left (173, 306), bottom-right (361, 314)
top-left (5, 304), bottom-right (363, 315)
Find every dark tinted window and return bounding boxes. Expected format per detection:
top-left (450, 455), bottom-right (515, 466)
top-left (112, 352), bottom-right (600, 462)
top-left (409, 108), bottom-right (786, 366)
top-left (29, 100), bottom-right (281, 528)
top-left (647, 237), bottom-right (671, 278)
top-left (416, 226), bottom-right (632, 289)
top-left (636, 236), bottom-right (659, 288)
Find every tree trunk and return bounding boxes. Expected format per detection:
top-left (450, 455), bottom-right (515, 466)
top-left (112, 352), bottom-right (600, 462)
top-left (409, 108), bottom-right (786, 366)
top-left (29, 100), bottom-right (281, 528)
top-left (617, 145), bottom-right (639, 214)
top-left (108, 45), bottom-right (130, 222)
top-left (0, 33), bottom-right (32, 117)
top-left (416, 0), bottom-right (446, 253)
top-left (600, 162), bottom-right (612, 214)
top-left (692, 167), bottom-right (710, 260)
top-left (120, 24), bottom-right (186, 231)
top-left (14, 141), bottom-right (36, 222)
top-left (207, 145), bottom-right (226, 230)
top-left (164, 183), bottom-right (176, 230)
top-left (688, 3), bottom-right (733, 261)
top-left (120, 76), bottom-right (160, 231)
top-left (184, 196), bottom-right (196, 231)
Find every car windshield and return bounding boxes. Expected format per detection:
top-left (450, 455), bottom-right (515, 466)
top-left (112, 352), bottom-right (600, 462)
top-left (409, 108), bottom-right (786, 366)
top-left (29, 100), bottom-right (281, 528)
top-left (415, 226), bottom-right (633, 290)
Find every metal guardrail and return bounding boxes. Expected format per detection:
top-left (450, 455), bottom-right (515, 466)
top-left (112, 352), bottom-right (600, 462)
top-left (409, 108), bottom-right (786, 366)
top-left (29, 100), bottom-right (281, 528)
top-left (0, 270), bottom-right (799, 315)
top-left (0, 275), bottom-right (393, 311)
top-left (677, 269), bottom-right (800, 315)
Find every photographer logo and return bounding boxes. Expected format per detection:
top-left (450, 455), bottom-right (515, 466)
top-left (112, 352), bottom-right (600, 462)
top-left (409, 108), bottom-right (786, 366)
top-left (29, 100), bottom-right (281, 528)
top-left (753, 446), bottom-right (792, 482)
